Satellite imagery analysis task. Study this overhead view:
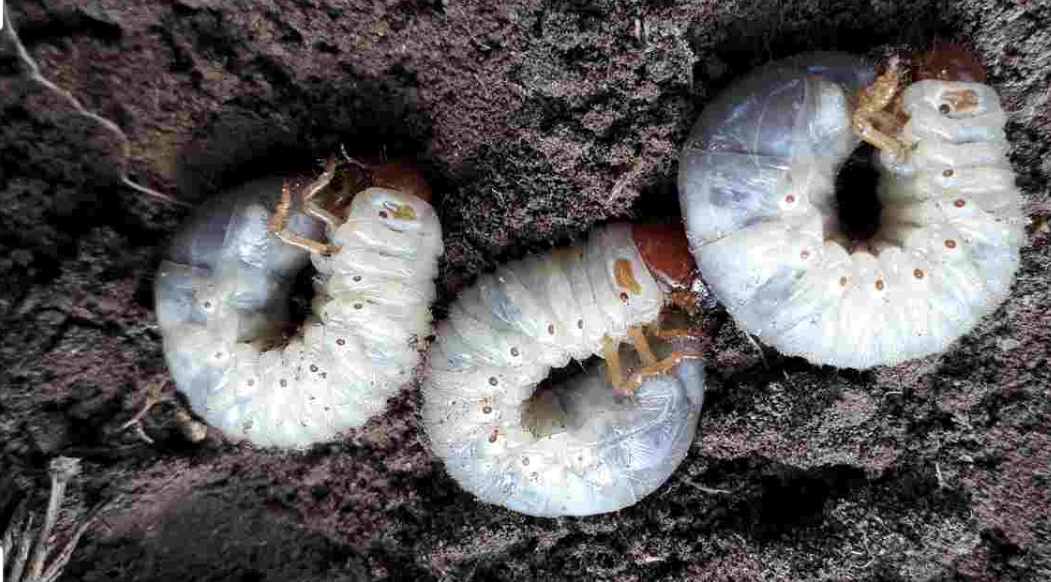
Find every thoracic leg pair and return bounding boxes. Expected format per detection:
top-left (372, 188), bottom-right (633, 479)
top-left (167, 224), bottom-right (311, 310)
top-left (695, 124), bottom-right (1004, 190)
top-left (603, 325), bottom-right (702, 395)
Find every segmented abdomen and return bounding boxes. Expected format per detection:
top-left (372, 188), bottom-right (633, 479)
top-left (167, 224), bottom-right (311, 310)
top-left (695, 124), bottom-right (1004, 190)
top-left (156, 181), bottom-right (442, 448)
top-left (422, 224), bottom-right (705, 517)
top-left (678, 53), bottom-right (1025, 368)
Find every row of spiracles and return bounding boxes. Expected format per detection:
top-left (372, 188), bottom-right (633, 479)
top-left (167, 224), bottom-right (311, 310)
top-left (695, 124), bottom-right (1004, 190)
top-left (150, 44), bottom-right (1024, 516)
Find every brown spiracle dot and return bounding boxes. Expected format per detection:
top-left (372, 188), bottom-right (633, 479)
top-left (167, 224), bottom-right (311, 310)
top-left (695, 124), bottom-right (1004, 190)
top-left (914, 268), bottom-right (925, 279)
top-left (945, 239), bottom-right (957, 249)
top-left (939, 103), bottom-right (951, 115)
top-left (619, 292), bottom-right (630, 302)
top-left (875, 279), bottom-right (885, 291)
top-left (510, 347), bottom-right (520, 357)
top-left (488, 376), bottom-right (498, 386)
top-left (547, 324), bottom-right (555, 335)
top-left (839, 276), bottom-right (849, 287)
top-left (954, 199), bottom-right (966, 208)
top-left (336, 338), bottom-right (346, 346)
top-left (378, 210), bottom-right (389, 219)
top-left (482, 405), bottom-right (492, 414)
top-left (310, 364), bottom-right (318, 372)
top-left (943, 168), bottom-right (955, 178)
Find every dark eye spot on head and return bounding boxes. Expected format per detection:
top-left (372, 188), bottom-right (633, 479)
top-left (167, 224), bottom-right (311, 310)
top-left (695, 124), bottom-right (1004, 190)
top-left (488, 377), bottom-right (498, 386)
top-left (310, 365), bottom-right (318, 372)
top-left (353, 275), bottom-right (362, 282)
top-left (379, 210), bottom-right (389, 219)
top-left (547, 324), bottom-right (555, 335)
top-left (354, 303), bottom-right (363, 309)
top-left (336, 338), bottom-right (346, 346)
top-left (939, 103), bottom-right (951, 114)
top-left (577, 319), bottom-right (584, 329)
top-left (619, 292), bottom-right (629, 302)
top-left (510, 347), bottom-right (520, 357)
top-left (280, 379), bottom-right (287, 387)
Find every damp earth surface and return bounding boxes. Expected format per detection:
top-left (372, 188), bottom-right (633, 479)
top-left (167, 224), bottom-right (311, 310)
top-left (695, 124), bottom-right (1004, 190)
top-left (1, 1), bottom-right (1049, 580)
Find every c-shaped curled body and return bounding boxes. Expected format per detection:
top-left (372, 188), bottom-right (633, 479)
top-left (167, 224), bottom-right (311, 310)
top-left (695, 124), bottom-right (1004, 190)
top-left (156, 168), bottom-right (443, 448)
top-left (679, 52), bottom-right (1025, 368)
top-left (422, 223), bottom-right (705, 517)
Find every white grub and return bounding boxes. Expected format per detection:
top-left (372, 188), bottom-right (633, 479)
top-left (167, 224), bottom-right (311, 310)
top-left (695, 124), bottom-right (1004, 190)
top-left (155, 166), bottom-right (443, 448)
top-left (678, 52), bottom-right (1025, 369)
top-left (422, 224), bottom-right (706, 517)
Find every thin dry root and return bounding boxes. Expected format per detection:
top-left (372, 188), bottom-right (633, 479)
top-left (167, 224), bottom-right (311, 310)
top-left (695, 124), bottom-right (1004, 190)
top-left (1, 457), bottom-right (97, 582)
top-left (2, 12), bottom-right (187, 207)
top-left (175, 410), bottom-right (208, 443)
top-left (118, 379), bottom-right (166, 432)
top-left (853, 62), bottom-right (909, 161)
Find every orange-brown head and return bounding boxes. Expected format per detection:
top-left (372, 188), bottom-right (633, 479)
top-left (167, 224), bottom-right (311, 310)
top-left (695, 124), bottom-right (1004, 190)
top-left (371, 159), bottom-right (434, 205)
top-left (632, 220), bottom-right (697, 289)
top-left (914, 40), bottom-right (987, 83)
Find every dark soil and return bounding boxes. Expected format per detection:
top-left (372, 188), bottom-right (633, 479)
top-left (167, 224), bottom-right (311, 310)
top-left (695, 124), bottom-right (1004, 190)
top-left (2, 1), bottom-right (1049, 580)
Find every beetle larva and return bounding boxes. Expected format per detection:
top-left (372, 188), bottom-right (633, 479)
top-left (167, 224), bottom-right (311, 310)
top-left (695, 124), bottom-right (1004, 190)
top-left (155, 158), bottom-right (443, 448)
top-left (678, 49), bottom-right (1025, 369)
top-left (421, 222), bottom-right (706, 517)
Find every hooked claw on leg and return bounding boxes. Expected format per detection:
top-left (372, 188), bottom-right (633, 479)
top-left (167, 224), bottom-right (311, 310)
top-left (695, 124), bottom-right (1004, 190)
top-left (268, 170), bottom-right (343, 256)
top-left (852, 61), bottom-right (910, 162)
top-left (605, 326), bottom-right (703, 396)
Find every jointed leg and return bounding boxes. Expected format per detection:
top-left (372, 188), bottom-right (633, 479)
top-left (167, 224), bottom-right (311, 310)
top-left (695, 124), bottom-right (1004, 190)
top-left (628, 325), bottom-right (659, 366)
top-left (602, 336), bottom-right (625, 392)
top-left (853, 63), bottom-right (909, 161)
top-left (300, 156), bottom-right (342, 233)
top-left (268, 181), bottom-right (341, 255)
top-left (617, 325), bottom-right (703, 395)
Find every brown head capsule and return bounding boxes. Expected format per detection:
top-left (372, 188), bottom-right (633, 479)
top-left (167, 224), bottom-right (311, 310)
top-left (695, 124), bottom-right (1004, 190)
top-left (914, 40), bottom-right (988, 83)
top-left (372, 159), bottom-right (434, 205)
top-left (631, 220), bottom-right (697, 289)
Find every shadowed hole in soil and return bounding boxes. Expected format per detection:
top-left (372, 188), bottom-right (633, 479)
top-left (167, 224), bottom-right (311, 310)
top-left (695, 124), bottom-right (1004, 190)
top-left (835, 144), bottom-right (884, 245)
top-left (751, 464), bottom-right (868, 539)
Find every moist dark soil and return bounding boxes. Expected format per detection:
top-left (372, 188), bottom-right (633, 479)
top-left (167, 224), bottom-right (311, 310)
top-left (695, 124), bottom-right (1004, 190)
top-left (2, 1), bottom-right (1049, 580)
